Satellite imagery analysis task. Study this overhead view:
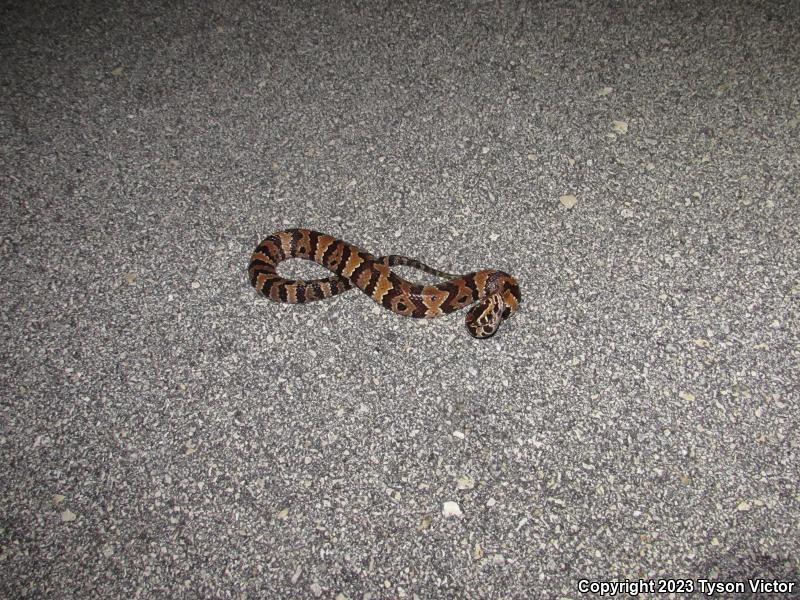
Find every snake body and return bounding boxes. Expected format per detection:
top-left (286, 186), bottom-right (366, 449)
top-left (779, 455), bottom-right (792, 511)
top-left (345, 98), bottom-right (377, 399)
top-left (248, 228), bottom-right (521, 338)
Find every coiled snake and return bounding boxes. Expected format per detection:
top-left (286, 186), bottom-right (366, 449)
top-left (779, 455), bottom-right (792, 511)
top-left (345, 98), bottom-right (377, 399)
top-left (248, 229), bottom-right (521, 338)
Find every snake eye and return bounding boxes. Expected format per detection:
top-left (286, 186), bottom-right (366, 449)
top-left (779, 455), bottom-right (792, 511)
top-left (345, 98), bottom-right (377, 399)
top-left (397, 302), bottom-right (407, 311)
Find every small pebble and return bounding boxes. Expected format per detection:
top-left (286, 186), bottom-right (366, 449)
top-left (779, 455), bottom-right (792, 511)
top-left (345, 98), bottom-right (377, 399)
top-left (442, 501), bottom-right (463, 518)
top-left (559, 194), bottom-right (577, 209)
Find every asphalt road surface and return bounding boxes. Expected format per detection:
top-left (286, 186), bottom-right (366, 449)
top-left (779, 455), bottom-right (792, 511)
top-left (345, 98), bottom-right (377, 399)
top-left (2, 1), bottom-right (798, 598)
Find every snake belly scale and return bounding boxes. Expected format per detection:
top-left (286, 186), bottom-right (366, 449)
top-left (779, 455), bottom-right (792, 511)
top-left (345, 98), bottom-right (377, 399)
top-left (248, 228), bottom-right (521, 338)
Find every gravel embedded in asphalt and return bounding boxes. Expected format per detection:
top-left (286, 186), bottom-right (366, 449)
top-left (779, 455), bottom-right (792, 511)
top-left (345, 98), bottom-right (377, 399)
top-left (1, 1), bottom-right (798, 598)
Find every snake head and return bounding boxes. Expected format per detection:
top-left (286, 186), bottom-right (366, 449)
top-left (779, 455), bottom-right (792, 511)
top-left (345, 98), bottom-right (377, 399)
top-left (465, 293), bottom-right (506, 339)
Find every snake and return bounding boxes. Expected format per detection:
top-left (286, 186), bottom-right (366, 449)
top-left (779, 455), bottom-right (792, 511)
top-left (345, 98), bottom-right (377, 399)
top-left (248, 228), bottom-right (521, 338)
